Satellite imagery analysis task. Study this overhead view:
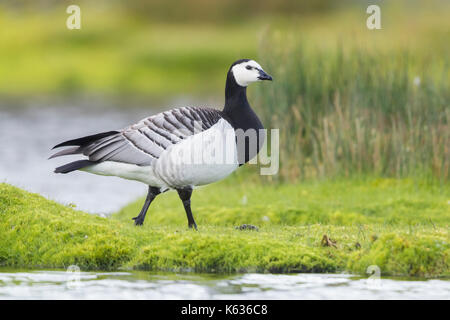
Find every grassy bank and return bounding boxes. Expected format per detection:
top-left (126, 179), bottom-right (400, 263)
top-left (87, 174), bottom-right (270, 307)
top-left (0, 179), bottom-right (448, 277)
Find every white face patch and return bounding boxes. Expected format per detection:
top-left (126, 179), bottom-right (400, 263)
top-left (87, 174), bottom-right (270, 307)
top-left (231, 60), bottom-right (265, 87)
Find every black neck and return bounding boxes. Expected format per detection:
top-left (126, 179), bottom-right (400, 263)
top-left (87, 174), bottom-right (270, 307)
top-left (222, 68), bottom-right (265, 164)
top-left (222, 70), bottom-right (264, 132)
top-left (223, 71), bottom-right (249, 116)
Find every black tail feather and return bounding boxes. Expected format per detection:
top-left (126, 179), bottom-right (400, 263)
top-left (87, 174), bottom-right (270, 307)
top-left (54, 160), bottom-right (96, 174)
top-left (48, 146), bottom-right (81, 159)
top-left (52, 131), bottom-right (119, 149)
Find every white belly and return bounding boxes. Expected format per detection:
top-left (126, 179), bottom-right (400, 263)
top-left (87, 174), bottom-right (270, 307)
top-left (153, 119), bottom-right (239, 187)
top-left (82, 161), bottom-right (168, 188)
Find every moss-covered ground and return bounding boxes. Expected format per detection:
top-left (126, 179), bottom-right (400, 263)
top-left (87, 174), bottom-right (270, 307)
top-left (0, 178), bottom-right (448, 277)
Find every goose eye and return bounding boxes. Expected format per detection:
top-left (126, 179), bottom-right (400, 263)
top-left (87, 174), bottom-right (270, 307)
top-left (246, 65), bottom-right (252, 70)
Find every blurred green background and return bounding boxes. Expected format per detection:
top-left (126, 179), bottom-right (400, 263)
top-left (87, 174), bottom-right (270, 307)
top-left (1, 0), bottom-right (446, 99)
top-left (0, 0), bottom-right (448, 181)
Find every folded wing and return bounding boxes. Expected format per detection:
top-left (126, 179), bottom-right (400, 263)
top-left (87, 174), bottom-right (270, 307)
top-left (51, 107), bottom-right (224, 170)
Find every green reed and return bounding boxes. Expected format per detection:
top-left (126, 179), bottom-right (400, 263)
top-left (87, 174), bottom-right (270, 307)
top-left (253, 41), bottom-right (449, 182)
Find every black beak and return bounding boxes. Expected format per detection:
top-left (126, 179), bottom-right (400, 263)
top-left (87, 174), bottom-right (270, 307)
top-left (258, 69), bottom-right (273, 81)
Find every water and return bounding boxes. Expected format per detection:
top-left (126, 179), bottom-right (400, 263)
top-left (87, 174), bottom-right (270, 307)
top-left (0, 269), bottom-right (448, 300)
top-left (0, 103), bottom-right (165, 214)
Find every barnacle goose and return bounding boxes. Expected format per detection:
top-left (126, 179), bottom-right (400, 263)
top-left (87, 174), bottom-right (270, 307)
top-left (50, 59), bottom-right (272, 229)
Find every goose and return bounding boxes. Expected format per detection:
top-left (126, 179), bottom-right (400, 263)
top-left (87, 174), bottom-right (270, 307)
top-left (50, 59), bottom-right (272, 229)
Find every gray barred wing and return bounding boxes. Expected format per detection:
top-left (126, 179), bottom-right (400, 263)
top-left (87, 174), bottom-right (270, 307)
top-left (82, 107), bottom-right (224, 166)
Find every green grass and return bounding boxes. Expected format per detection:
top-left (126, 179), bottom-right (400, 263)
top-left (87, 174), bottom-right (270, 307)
top-left (1, 179), bottom-right (448, 277)
top-left (252, 8), bottom-right (450, 181)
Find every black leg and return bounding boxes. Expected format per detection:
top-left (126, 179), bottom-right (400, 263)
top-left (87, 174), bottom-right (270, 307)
top-left (176, 186), bottom-right (197, 230)
top-left (132, 186), bottom-right (160, 226)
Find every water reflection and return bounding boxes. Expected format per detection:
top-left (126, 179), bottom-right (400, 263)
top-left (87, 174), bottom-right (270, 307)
top-left (0, 270), bottom-right (448, 300)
